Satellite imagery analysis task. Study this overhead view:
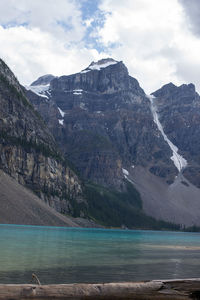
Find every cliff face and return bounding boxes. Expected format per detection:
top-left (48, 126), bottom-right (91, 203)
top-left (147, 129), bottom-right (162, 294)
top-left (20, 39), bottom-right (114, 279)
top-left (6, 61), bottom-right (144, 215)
top-left (152, 83), bottom-right (200, 187)
top-left (0, 59), bottom-right (84, 217)
top-left (27, 58), bottom-right (176, 190)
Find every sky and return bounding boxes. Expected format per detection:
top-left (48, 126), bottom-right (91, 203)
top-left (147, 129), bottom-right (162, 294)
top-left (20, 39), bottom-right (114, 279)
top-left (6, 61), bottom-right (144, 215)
top-left (0, 0), bottom-right (200, 93)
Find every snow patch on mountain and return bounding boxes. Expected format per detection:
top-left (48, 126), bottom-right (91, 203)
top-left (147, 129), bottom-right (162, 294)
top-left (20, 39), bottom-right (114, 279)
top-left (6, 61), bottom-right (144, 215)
top-left (122, 168), bottom-right (129, 176)
top-left (58, 119), bottom-right (64, 126)
top-left (81, 58), bottom-right (118, 73)
top-left (148, 95), bottom-right (187, 172)
top-left (80, 70), bottom-right (90, 74)
top-left (80, 102), bottom-right (87, 110)
top-left (73, 89), bottom-right (83, 95)
top-left (74, 89), bottom-right (83, 92)
top-left (89, 60), bottom-right (118, 71)
top-left (122, 168), bottom-right (136, 185)
top-left (58, 107), bottom-right (65, 118)
top-left (25, 84), bottom-right (50, 98)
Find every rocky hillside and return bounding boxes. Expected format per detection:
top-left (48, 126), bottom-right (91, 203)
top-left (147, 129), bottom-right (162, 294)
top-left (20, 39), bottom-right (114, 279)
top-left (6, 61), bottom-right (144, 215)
top-left (0, 58), bottom-right (84, 218)
top-left (0, 169), bottom-right (80, 226)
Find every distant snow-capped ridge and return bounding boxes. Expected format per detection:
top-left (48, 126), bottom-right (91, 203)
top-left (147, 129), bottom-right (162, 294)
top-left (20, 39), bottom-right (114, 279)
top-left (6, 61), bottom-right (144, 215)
top-left (25, 83), bottom-right (50, 99)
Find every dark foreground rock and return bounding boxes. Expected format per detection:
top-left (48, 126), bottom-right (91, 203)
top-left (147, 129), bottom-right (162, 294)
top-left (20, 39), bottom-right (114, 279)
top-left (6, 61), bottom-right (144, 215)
top-left (0, 278), bottom-right (200, 299)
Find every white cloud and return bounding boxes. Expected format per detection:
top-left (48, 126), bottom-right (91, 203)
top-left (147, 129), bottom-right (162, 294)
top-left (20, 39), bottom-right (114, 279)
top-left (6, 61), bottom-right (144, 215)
top-left (0, 0), bottom-right (84, 41)
top-left (96, 0), bottom-right (200, 93)
top-left (0, 0), bottom-right (104, 85)
top-left (179, 0), bottom-right (200, 37)
top-left (0, 25), bottom-right (104, 85)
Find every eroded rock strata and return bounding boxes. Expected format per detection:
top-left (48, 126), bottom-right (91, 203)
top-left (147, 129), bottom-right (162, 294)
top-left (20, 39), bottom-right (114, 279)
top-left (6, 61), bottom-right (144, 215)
top-left (0, 59), bottom-right (84, 218)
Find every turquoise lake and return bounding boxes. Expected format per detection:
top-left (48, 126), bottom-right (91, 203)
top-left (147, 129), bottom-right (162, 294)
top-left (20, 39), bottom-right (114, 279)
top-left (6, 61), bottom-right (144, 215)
top-left (0, 224), bottom-right (200, 284)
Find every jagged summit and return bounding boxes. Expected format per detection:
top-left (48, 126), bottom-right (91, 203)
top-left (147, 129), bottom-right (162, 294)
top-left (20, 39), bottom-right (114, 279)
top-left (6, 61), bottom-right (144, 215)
top-left (152, 82), bottom-right (177, 97)
top-left (153, 82), bottom-right (196, 98)
top-left (31, 74), bottom-right (55, 86)
top-left (89, 58), bottom-right (119, 68)
top-left (179, 83), bottom-right (196, 92)
top-left (81, 58), bottom-right (120, 73)
top-left (25, 74), bottom-right (55, 99)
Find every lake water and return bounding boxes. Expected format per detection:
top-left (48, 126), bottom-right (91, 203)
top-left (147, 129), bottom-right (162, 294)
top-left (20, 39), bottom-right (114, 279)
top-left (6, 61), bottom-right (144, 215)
top-left (0, 224), bottom-right (200, 284)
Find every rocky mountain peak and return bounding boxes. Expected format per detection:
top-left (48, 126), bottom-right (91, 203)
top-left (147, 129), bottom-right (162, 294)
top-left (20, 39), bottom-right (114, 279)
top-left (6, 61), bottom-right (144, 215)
top-left (31, 74), bottom-right (55, 86)
top-left (46, 57), bottom-right (142, 99)
top-left (179, 83), bottom-right (196, 93)
top-left (80, 58), bottom-right (127, 74)
top-left (88, 58), bottom-right (119, 69)
top-left (152, 83), bottom-right (199, 104)
top-left (152, 82), bottom-right (177, 98)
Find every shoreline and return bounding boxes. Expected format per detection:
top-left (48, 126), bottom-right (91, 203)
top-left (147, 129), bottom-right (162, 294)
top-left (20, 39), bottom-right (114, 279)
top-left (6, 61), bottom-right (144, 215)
top-left (0, 278), bottom-right (200, 299)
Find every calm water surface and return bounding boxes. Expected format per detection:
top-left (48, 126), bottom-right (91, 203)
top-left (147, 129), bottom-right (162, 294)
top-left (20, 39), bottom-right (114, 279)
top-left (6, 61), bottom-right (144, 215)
top-left (0, 224), bottom-right (200, 284)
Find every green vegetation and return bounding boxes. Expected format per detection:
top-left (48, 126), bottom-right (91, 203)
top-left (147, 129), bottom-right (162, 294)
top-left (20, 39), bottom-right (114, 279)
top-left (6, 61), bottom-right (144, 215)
top-left (183, 225), bottom-right (200, 232)
top-left (39, 183), bottom-right (87, 218)
top-left (84, 180), bottom-right (180, 230)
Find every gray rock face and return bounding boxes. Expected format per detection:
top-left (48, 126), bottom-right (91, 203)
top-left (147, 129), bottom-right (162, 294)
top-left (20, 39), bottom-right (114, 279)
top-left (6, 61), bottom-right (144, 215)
top-left (152, 82), bottom-right (200, 187)
top-left (0, 59), bottom-right (84, 216)
top-left (31, 74), bottom-right (55, 86)
top-left (28, 59), bottom-right (176, 189)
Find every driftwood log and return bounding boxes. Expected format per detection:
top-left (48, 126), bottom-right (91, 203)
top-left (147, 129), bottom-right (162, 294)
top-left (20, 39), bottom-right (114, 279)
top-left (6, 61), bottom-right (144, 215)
top-left (0, 279), bottom-right (200, 299)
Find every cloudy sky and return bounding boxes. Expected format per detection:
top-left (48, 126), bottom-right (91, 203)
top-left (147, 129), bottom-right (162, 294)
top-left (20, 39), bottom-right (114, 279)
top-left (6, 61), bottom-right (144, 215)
top-left (0, 0), bottom-right (200, 93)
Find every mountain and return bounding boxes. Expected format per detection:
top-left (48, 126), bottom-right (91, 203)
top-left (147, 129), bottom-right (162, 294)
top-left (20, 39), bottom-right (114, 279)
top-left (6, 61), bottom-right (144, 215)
top-left (0, 58), bottom-right (168, 230)
top-left (26, 58), bottom-right (176, 188)
top-left (25, 58), bottom-right (200, 227)
top-left (131, 83), bottom-right (200, 227)
top-left (1, 57), bottom-right (200, 229)
top-left (0, 58), bottom-right (87, 225)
